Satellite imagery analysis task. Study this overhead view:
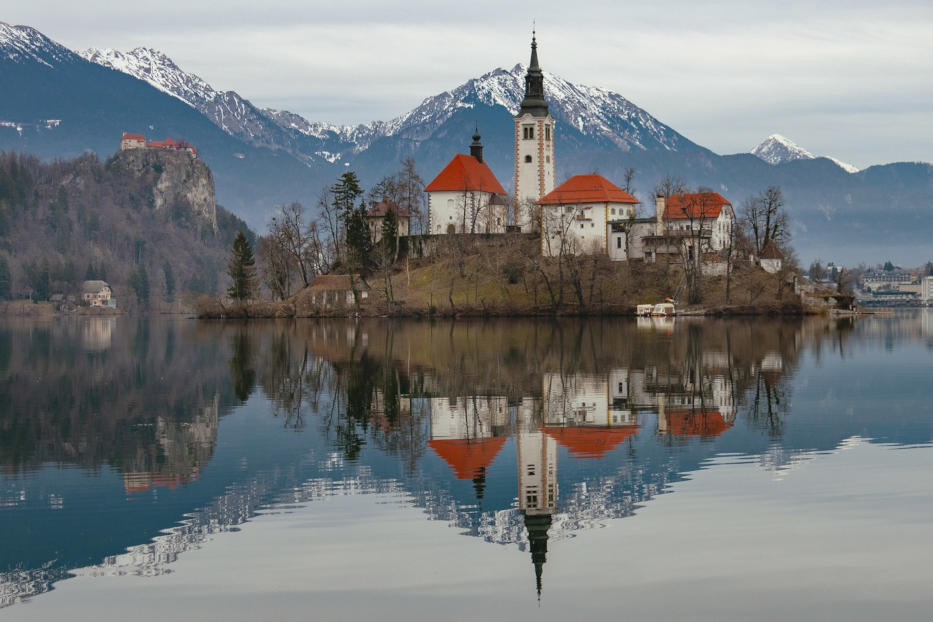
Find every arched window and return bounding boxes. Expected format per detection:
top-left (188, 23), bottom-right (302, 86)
top-left (524, 155), bottom-right (532, 163)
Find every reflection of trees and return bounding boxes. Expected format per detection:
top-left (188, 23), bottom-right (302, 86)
top-left (0, 320), bottom-right (234, 483)
top-left (229, 329), bottom-right (255, 403)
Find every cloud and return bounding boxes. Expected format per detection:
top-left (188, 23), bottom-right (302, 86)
top-left (3, 0), bottom-right (932, 166)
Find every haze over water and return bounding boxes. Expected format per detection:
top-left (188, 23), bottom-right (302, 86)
top-left (2, 313), bottom-right (933, 620)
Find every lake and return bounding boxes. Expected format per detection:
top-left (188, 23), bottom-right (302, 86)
top-left (2, 313), bottom-right (933, 620)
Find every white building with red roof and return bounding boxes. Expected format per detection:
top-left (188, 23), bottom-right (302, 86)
top-left (366, 198), bottom-right (410, 244)
top-left (120, 132), bottom-right (146, 150)
top-left (425, 129), bottom-right (508, 234)
top-left (652, 192), bottom-right (735, 253)
top-left (538, 174), bottom-right (642, 259)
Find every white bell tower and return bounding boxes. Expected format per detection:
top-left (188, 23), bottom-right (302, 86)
top-left (514, 31), bottom-right (555, 232)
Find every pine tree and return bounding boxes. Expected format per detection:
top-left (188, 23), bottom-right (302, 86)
top-left (85, 262), bottom-right (96, 281)
top-left (345, 201), bottom-right (372, 271)
top-left (381, 204), bottom-right (399, 260)
top-left (130, 265), bottom-right (150, 306)
top-left (227, 231), bottom-right (256, 301)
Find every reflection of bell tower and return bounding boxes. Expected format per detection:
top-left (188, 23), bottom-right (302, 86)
top-left (516, 400), bottom-right (557, 597)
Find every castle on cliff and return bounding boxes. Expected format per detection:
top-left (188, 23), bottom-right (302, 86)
top-left (120, 132), bottom-right (198, 158)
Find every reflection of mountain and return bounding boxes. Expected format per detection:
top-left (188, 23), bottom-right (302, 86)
top-left (3, 314), bottom-right (932, 606)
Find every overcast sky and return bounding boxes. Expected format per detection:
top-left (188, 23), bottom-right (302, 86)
top-left (3, 0), bottom-right (932, 168)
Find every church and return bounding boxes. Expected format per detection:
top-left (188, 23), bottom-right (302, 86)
top-left (426, 32), bottom-right (555, 236)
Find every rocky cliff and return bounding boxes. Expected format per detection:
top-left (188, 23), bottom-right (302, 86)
top-left (113, 148), bottom-right (217, 231)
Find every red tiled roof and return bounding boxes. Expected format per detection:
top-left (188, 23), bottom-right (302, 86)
top-left (121, 132), bottom-right (146, 142)
top-left (663, 193), bottom-right (731, 219)
top-left (538, 174), bottom-right (640, 206)
top-left (542, 425), bottom-right (640, 459)
top-left (663, 409), bottom-right (732, 437)
top-left (425, 154), bottom-right (507, 194)
top-left (429, 437), bottom-right (507, 479)
top-left (367, 199), bottom-right (410, 219)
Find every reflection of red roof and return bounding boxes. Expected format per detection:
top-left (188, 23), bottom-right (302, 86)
top-left (664, 193), bottom-right (731, 219)
top-left (425, 154), bottom-right (507, 194)
top-left (429, 437), bottom-right (507, 479)
top-left (664, 410), bottom-right (732, 437)
top-left (538, 174), bottom-right (639, 206)
top-left (542, 425), bottom-right (639, 459)
top-left (121, 132), bottom-right (146, 142)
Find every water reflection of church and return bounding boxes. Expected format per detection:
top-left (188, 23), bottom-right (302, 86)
top-left (426, 359), bottom-right (737, 596)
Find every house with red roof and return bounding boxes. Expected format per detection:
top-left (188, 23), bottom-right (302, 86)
top-left (644, 192), bottom-right (735, 262)
top-left (120, 132), bottom-right (146, 150)
top-left (538, 174), bottom-right (647, 259)
top-left (425, 130), bottom-right (508, 234)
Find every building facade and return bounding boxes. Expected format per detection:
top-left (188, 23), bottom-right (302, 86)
top-left (425, 131), bottom-right (508, 234)
top-left (514, 33), bottom-right (556, 232)
top-left (539, 174), bottom-right (640, 259)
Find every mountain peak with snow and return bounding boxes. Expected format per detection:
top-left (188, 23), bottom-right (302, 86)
top-left (751, 133), bottom-right (858, 173)
top-left (0, 21), bottom-right (75, 68)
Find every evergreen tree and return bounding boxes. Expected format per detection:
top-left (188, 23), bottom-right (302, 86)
top-left (31, 264), bottom-right (50, 302)
top-left (227, 231), bottom-right (256, 301)
top-left (381, 204), bottom-right (399, 259)
top-left (130, 265), bottom-right (150, 305)
top-left (0, 255), bottom-right (11, 300)
top-left (345, 201), bottom-right (372, 270)
top-left (85, 262), bottom-right (96, 281)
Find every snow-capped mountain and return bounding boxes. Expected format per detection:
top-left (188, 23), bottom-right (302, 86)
top-left (81, 46), bottom-right (697, 168)
top-left (80, 46), bottom-right (315, 161)
top-left (0, 21), bottom-right (75, 67)
top-left (751, 134), bottom-right (858, 173)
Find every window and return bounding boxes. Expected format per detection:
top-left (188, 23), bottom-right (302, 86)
top-left (611, 208), bottom-right (616, 215)
top-left (523, 125), bottom-right (534, 140)
top-left (524, 154), bottom-right (532, 163)
top-left (546, 155), bottom-right (551, 163)
top-left (545, 126), bottom-right (551, 141)
top-left (617, 237), bottom-right (622, 249)
top-left (527, 465), bottom-right (535, 476)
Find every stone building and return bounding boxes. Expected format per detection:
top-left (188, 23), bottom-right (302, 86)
top-left (366, 199), bottom-right (410, 245)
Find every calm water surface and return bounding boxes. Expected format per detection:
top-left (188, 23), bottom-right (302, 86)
top-left (2, 313), bottom-right (933, 620)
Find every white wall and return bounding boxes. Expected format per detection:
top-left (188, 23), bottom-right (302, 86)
top-left (427, 190), bottom-right (507, 234)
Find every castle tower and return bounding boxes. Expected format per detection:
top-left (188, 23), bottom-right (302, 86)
top-left (514, 31), bottom-right (555, 232)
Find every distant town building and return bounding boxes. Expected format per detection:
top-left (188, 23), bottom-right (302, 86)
top-left (922, 276), bottom-right (933, 303)
top-left (120, 132), bottom-right (198, 158)
top-left (366, 199), bottom-right (410, 244)
top-left (425, 130), bottom-right (508, 234)
top-left (81, 280), bottom-right (115, 308)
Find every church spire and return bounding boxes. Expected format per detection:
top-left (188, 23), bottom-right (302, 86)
top-left (470, 123), bottom-right (484, 163)
top-left (519, 30), bottom-right (549, 117)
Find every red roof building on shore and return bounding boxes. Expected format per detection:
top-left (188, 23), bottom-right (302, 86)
top-left (537, 174), bottom-right (639, 206)
top-left (662, 192), bottom-right (731, 220)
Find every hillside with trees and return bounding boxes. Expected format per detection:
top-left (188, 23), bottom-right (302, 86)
top-left (0, 149), bottom-right (253, 310)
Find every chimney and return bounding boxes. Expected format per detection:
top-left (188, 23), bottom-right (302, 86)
top-left (470, 125), bottom-right (483, 163)
top-left (655, 194), bottom-right (665, 235)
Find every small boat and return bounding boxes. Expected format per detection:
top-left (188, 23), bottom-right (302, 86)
top-left (636, 304), bottom-right (654, 317)
top-left (651, 302), bottom-right (676, 317)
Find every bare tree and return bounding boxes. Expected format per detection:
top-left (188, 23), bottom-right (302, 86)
top-left (654, 175), bottom-right (687, 199)
top-left (268, 203), bottom-right (315, 288)
top-left (623, 167), bottom-right (636, 194)
top-left (741, 186), bottom-right (790, 255)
